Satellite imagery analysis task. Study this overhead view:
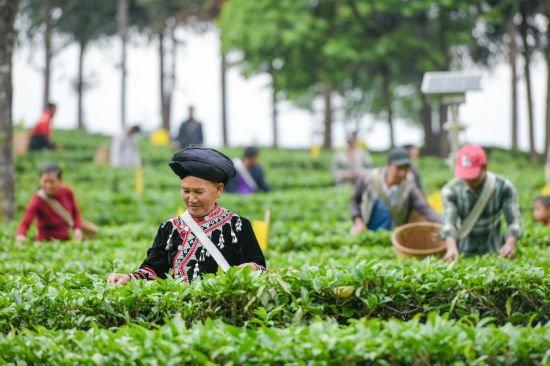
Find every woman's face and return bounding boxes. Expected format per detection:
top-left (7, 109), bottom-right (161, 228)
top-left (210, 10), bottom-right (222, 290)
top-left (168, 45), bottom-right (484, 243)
top-left (40, 172), bottom-right (61, 197)
top-left (181, 176), bottom-right (223, 217)
top-left (533, 200), bottom-right (549, 222)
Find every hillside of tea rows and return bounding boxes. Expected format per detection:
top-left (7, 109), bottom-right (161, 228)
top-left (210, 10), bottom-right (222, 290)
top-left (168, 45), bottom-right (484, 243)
top-left (1, 130), bottom-right (549, 365)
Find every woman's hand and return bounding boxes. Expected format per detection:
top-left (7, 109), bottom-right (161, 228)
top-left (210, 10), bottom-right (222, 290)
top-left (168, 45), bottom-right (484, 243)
top-left (16, 235), bottom-right (26, 244)
top-left (73, 229), bottom-right (83, 241)
top-left (107, 273), bottom-right (131, 286)
top-left (239, 263), bottom-right (263, 271)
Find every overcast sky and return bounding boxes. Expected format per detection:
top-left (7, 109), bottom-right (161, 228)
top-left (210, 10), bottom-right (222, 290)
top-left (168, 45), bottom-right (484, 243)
top-left (12, 28), bottom-right (549, 151)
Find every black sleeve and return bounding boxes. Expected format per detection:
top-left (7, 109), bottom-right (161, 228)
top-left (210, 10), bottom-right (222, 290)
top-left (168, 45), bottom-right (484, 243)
top-left (131, 223), bottom-right (171, 280)
top-left (237, 218), bottom-right (266, 269)
top-left (253, 165), bottom-right (271, 192)
top-left (349, 178), bottom-right (364, 220)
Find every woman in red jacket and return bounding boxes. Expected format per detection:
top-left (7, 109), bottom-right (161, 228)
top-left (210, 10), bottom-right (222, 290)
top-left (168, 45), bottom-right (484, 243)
top-left (29, 103), bottom-right (57, 151)
top-left (16, 163), bottom-right (83, 243)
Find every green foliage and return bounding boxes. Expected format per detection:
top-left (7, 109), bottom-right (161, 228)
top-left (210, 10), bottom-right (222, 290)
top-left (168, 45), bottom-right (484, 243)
top-left (1, 315), bottom-right (549, 365)
top-left (2, 130), bottom-right (549, 363)
top-left (0, 253), bottom-right (548, 331)
top-left (52, 0), bottom-right (117, 47)
top-left (219, 0), bottom-right (490, 126)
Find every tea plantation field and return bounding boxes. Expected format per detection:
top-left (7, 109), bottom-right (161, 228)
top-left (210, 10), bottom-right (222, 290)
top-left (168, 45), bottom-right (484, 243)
top-left (1, 130), bottom-right (549, 365)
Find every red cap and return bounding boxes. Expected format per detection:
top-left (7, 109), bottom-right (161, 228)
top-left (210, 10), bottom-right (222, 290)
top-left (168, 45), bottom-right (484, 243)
top-left (455, 145), bottom-right (487, 180)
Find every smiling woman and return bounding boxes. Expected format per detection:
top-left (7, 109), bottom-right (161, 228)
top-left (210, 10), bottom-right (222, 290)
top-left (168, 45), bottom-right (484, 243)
top-left (107, 148), bottom-right (266, 286)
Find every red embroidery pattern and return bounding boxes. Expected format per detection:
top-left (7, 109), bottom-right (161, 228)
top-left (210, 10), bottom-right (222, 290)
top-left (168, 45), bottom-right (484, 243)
top-left (170, 207), bottom-right (234, 282)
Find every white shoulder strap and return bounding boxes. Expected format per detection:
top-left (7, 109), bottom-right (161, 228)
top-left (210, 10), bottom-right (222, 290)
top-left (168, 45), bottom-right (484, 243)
top-left (181, 211), bottom-right (231, 272)
top-left (36, 189), bottom-right (75, 228)
top-left (458, 172), bottom-right (497, 240)
top-left (233, 158), bottom-right (259, 191)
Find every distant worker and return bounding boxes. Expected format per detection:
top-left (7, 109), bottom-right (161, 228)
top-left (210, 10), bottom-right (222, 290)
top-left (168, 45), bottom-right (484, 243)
top-left (175, 105), bottom-right (204, 149)
top-left (441, 145), bottom-right (522, 260)
top-left (16, 163), bottom-right (83, 243)
top-left (225, 146), bottom-right (271, 194)
top-left (533, 196), bottom-right (550, 228)
top-left (403, 144), bottom-right (424, 193)
top-left (29, 102), bottom-right (57, 151)
top-left (110, 125), bottom-right (142, 168)
top-left (349, 148), bottom-right (439, 234)
top-left (331, 132), bottom-right (373, 186)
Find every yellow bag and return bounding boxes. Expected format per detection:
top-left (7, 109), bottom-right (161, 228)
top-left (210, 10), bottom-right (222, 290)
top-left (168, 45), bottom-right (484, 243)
top-left (428, 191), bottom-right (443, 214)
top-left (542, 183), bottom-right (550, 196)
top-left (252, 209), bottom-right (270, 252)
top-left (151, 129), bottom-right (170, 146)
top-left (252, 220), bottom-right (269, 251)
top-left (310, 144), bottom-right (320, 159)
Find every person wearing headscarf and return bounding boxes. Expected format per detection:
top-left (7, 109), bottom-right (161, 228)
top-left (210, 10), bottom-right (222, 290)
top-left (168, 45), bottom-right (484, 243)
top-left (331, 132), bottom-right (373, 187)
top-left (109, 125), bottom-right (142, 168)
top-left (107, 147), bottom-right (266, 285)
top-left (225, 146), bottom-right (271, 194)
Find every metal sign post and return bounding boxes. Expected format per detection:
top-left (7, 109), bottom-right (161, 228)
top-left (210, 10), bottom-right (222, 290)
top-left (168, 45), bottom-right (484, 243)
top-left (421, 71), bottom-right (482, 168)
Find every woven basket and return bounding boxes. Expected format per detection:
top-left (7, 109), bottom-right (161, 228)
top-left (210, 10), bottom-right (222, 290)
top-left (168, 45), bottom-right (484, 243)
top-left (391, 222), bottom-right (446, 259)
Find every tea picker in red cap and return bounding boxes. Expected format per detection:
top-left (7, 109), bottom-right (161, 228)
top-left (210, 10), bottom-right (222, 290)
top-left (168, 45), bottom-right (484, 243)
top-left (440, 145), bottom-right (522, 260)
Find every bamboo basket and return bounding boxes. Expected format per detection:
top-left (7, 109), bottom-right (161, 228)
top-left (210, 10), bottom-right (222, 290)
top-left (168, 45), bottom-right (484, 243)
top-left (391, 222), bottom-right (446, 259)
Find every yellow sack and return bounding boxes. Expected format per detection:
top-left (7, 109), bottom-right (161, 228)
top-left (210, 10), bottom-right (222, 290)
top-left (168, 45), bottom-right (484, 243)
top-left (542, 183), bottom-right (550, 196)
top-left (310, 144), bottom-right (320, 159)
top-left (151, 129), bottom-right (170, 146)
top-left (252, 209), bottom-right (270, 252)
top-left (135, 167), bottom-right (144, 200)
top-left (252, 220), bottom-right (269, 251)
top-left (428, 191), bottom-right (443, 214)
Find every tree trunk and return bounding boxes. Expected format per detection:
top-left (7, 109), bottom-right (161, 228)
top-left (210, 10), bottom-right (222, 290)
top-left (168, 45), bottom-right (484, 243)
top-left (43, 0), bottom-right (52, 108)
top-left (322, 86), bottom-right (333, 149)
top-left (159, 29), bottom-right (168, 130)
top-left (220, 46), bottom-right (228, 147)
top-left (0, 0), bottom-right (18, 222)
top-left (271, 74), bottom-right (278, 148)
top-left (507, 19), bottom-right (519, 151)
top-left (382, 69), bottom-right (395, 148)
top-left (159, 22), bottom-right (176, 131)
top-left (545, 12), bottom-right (550, 157)
top-left (520, 5), bottom-right (537, 160)
top-left (166, 21), bottom-right (176, 131)
top-left (77, 40), bottom-right (86, 129)
top-left (117, 0), bottom-right (129, 130)
top-left (158, 28), bottom-right (170, 130)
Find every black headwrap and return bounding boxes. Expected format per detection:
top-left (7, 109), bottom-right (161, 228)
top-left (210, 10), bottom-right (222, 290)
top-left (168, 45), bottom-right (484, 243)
top-left (169, 147), bottom-right (236, 185)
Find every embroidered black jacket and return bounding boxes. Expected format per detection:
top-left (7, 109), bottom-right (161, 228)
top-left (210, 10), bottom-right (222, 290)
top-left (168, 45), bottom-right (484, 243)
top-left (129, 205), bottom-right (266, 283)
